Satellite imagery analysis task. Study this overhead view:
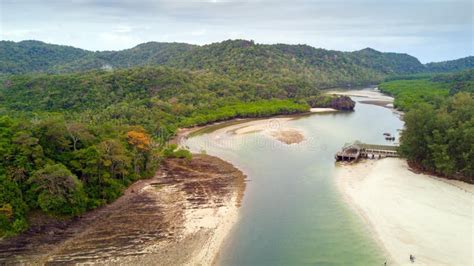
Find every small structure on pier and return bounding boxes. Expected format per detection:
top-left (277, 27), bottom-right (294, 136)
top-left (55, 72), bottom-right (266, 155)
top-left (335, 141), bottom-right (398, 161)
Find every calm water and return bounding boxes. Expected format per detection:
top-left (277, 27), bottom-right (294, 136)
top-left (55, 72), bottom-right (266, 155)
top-left (184, 93), bottom-right (404, 265)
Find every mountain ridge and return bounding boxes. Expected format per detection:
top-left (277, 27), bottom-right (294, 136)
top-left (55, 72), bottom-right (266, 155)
top-left (1, 39), bottom-right (472, 88)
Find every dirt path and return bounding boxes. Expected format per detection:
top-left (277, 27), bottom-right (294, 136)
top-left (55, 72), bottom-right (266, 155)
top-left (0, 155), bottom-right (246, 265)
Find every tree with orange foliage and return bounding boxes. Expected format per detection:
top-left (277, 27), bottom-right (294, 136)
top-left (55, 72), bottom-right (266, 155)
top-left (127, 130), bottom-right (151, 151)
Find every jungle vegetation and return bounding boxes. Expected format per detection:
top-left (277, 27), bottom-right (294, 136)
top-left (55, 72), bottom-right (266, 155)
top-left (3, 40), bottom-right (472, 88)
top-left (0, 66), bottom-right (316, 236)
top-left (0, 39), bottom-right (472, 237)
top-left (380, 70), bottom-right (474, 182)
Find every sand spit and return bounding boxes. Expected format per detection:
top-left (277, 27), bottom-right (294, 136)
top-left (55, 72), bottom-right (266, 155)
top-left (0, 155), bottom-right (246, 265)
top-left (206, 117), bottom-right (307, 145)
top-left (269, 129), bottom-right (305, 144)
top-left (335, 158), bottom-right (473, 265)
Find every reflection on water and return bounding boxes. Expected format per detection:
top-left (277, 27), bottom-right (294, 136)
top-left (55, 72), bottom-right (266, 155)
top-left (185, 95), bottom-right (403, 265)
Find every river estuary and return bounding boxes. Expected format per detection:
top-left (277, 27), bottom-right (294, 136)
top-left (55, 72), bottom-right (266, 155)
top-left (184, 90), bottom-right (404, 265)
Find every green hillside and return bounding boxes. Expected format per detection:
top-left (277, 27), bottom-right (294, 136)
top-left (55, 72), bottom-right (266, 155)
top-left (0, 40), bottom-right (89, 74)
top-left (1, 39), bottom-right (450, 88)
top-left (425, 56), bottom-right (474, 73)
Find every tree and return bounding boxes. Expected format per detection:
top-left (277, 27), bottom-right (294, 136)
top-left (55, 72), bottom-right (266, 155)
top-left (33, 116), bottom-right (71, 158)
top-left (28, 164), bottom-right (87, 215)
top-left (399, 104), bottom-right (436, 168)
top-left (97, 139), bottom-right (131, 180)
top-left (0, 174), bottom-right (28, 237)
top-left (66, 122), bottom-right (94, 151)
top-left (127, 130), bottom-right (151, 151)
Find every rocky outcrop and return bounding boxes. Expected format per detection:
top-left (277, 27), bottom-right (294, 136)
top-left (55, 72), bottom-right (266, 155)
top-left (0, 155), bottom-right (246, 265)
top-left (306, 95), bottom-right (355, 111)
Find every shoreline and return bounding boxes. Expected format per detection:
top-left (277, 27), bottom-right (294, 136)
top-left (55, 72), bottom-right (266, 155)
top-left (176, 116), bottom-right (312, 147)
top-left (335, 158), bottom-right (474, 265)
top-left (327, 88), bottom-right (405, 117)
top-left (0, 155), bottom-right (246, 265)
top-left (0, 88), bottom-right (413, 264)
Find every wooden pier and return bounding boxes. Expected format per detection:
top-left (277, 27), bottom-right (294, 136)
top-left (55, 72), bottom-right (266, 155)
top-left (335, 141), bottom-right (398, 161)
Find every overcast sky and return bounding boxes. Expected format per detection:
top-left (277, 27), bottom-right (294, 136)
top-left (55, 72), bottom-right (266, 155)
top-left (1, 0), bottom-right (472, 63)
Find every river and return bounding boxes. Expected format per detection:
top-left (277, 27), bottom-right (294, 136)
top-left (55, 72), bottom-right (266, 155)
top-left (184, 90), bottom-right (404, 265)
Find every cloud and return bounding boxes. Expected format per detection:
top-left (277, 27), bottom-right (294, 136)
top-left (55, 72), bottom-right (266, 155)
top-left (113, 25), bottom-right (133, 34)
top-left (98, 32), bottom-right (142, 50)
top-left (191, 29), bottom-right (207, 36)
top-left (1, 29), bottom-right (36, 39)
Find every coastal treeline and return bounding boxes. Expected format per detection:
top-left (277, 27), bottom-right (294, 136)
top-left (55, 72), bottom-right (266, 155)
top-left (380, 70), bottom-right (473, 111)
top-left (0, 67), bottom-right (316, 135)
top-left (380, 70), bottom-right (474, 182)
top-left (0, 115), bottom-right (163, 235)
top-left (180, 100), bottom-right (309, 127)
top-left (401, 93), bottom-right (473, 181)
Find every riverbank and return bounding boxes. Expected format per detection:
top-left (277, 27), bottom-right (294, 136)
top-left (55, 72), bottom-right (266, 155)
top-left (328, 89), bottom-right (395, 108)
top-left (177, 116), bottom-right (309, 146)
top-left (0, 155), bottom-right (245, 265)
top-left (335, 158), bottom-right (473, 265)
top-left (327, 88), bottom-right (394, 102)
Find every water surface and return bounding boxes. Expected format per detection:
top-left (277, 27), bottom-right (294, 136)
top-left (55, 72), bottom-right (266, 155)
top-left (185, 93), bottom-right (403, 265)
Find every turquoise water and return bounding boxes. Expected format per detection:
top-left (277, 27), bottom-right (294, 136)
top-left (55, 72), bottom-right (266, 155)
top-left (185, 94), bottom-right (404, 265)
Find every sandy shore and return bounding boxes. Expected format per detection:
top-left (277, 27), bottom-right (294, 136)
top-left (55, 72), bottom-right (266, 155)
top-left (335, 158), bottom-right (473, 265)
top-left (327, 88), bottom-right (394, 102)
top-left (231, 118), bottom-right (306, 144)
top-left (0, 155), bottom-right (246, 265)
top-left (180, 117), bottom-right (307, 146)
top-left (327, 88), bottom-right (405, 117)
top-left (310, 107), bottom-right (338, 113)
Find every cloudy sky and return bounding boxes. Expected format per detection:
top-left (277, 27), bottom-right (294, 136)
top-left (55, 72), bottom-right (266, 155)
top-left (1, 0), bottom-right (472, 63)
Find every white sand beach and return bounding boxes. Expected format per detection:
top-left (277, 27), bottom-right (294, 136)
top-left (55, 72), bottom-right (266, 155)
top-left (310, 107), bottom-right (339, 113)
top-left (336, 158), bottom-right (473, 265)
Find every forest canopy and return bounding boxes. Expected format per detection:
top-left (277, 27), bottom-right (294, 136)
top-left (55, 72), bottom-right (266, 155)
top-left (0, 66), bottom-right (317, 237)
top-left (380, 70), bottom-right (474, 182)
top-left (3, 40), bottom-right (472, 89)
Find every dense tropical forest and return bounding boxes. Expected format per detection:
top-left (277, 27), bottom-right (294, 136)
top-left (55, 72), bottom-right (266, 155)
top-left (2, 40), bottom-right (472, 88)
top-left (0, 39), bottom-right (472, 237)
top-left (379, 70), bottom-right (474, 182)
top-left (0, 65), bottom-right (318, 236)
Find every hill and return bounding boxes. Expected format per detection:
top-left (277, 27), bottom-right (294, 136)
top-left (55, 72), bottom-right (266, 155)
top-left (0, 39), bottom-right (445, 88)
top-left (425, 56), bottom-right (474, 73)
top-left (0, 40), bottom-right (89, 74)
